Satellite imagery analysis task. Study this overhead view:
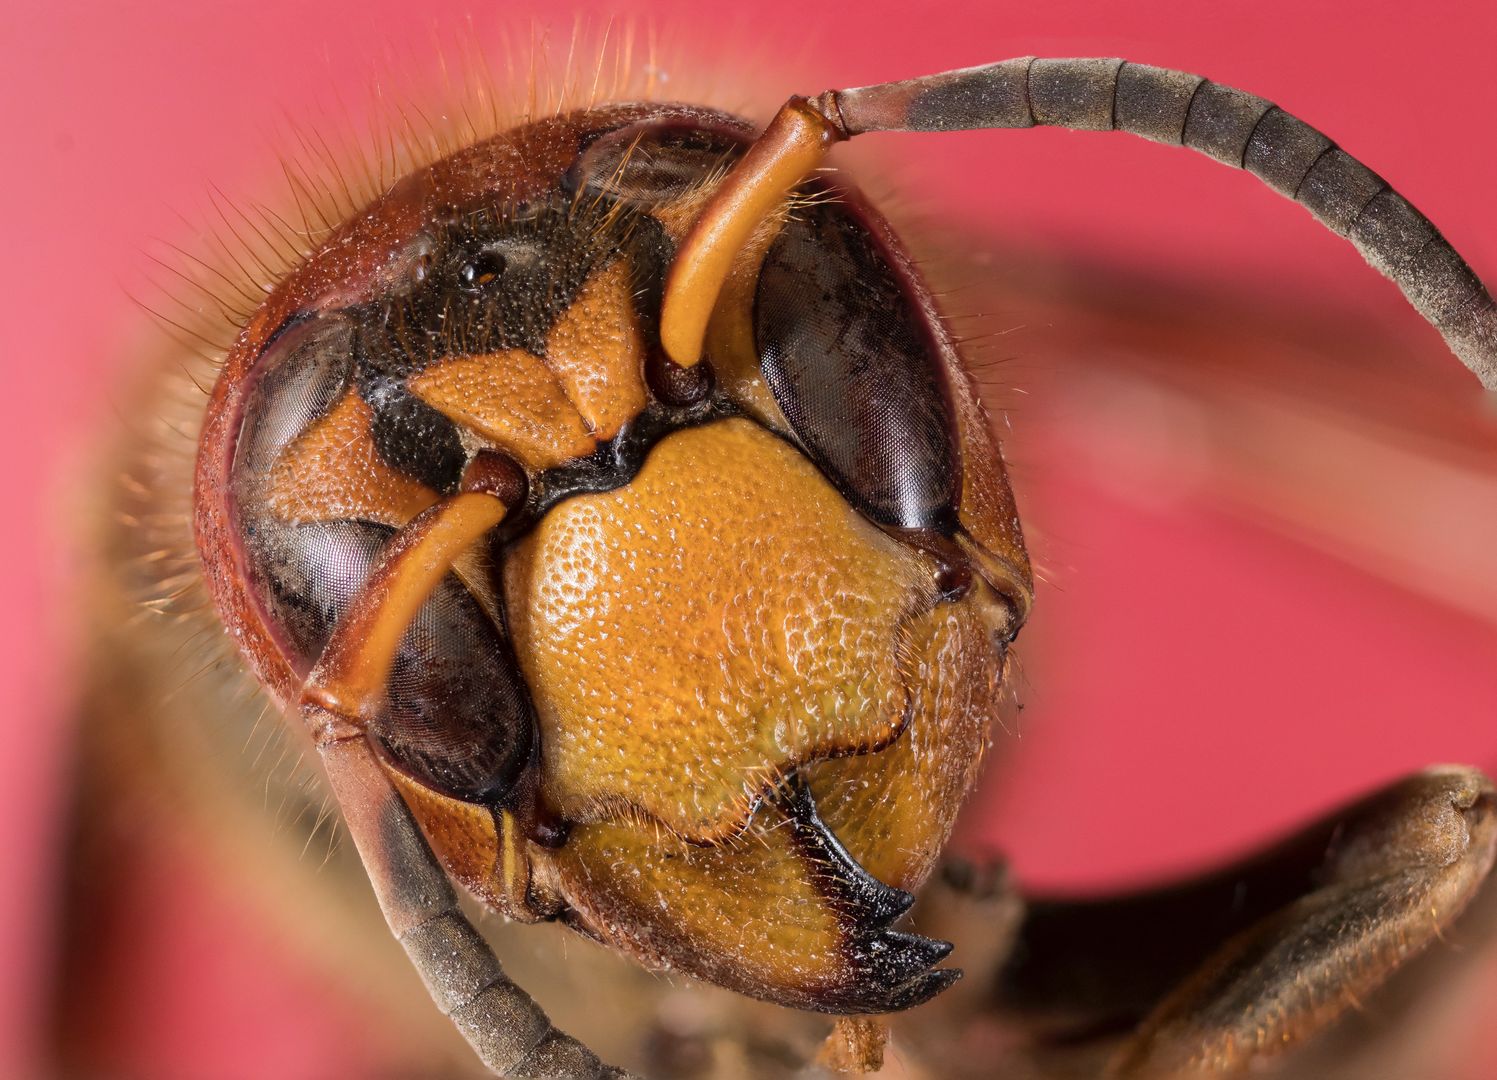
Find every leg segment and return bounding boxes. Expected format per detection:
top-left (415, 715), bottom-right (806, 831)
top-left (988, 767), bottom-right (1496, 1075)
top-left (313, 731), bottom-right (621, 1078)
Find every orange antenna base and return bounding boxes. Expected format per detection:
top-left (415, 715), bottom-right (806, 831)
top-left (659, 98), bottom-right (843, 369)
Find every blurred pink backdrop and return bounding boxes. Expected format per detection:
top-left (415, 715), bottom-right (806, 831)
top-left (5, 1), bottom-right (1497, 1076)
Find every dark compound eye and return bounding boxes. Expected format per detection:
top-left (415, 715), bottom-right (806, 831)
top-left (228, 309), bottom-right (538, 809)
top-left (372, 570), bottom-right (538, 806)
top-left (754, 192), bottom-right (961, 532)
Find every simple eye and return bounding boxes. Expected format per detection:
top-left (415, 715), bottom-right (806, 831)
top-left (409, 248), bottom-right (435, 286)
top-left (458, 248), bottom-right (507, 289)
top-left (566, 120), bottom-right (747, 206)
top-left (754, 193), bottom-right (961, 532)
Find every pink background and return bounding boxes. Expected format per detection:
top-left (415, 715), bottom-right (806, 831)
top-left (5, 1), bottom-right (1497, 1075)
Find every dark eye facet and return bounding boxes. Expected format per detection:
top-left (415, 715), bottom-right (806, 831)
top-left (754, 194), bottom-right (961, 531)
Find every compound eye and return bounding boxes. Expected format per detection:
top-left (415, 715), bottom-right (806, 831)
top-left (229, 312), bottom-right (535, 806)
top-left (232, 315), bottom-right (356, 500)
top-left (566, 120), bottom-right (746, 207)
top-left (754, 195), bottom-right (961, 531)
top-left (372, 571), bottom-right (535, 804)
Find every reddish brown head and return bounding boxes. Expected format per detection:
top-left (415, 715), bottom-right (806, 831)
top-left (195, 101), bottom-right (1032, 1014)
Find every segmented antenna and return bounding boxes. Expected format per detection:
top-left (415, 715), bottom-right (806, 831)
top-left (663, 58), bottom-right (1497, 391)
top-left (833, 58), bottom-right (1497, 389)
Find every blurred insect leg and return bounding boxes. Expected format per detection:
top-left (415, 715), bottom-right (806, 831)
top-left (298, 492), bottom-right (627, 1078)
top-left (312, 728), bottom-right (622, 1079)
top-left (920, 857), bottom-right (1026, 1010)
top-left (988, 767), bottom-right (1495, 1075)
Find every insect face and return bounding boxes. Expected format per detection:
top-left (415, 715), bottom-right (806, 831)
top-left (160, 44), bottom-right (1497, 1077)
top-left (197, 101), bottom-right (1033, 1016)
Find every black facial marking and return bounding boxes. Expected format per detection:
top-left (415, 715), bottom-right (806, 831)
top-left (618, 211), bottom-right (674, 344)
top-left (359, 374), bottom-right (466, 496)
top-left (492, 396), bottom-right (738, 544)
top-left (364, 198), bottom-right (615, 367)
